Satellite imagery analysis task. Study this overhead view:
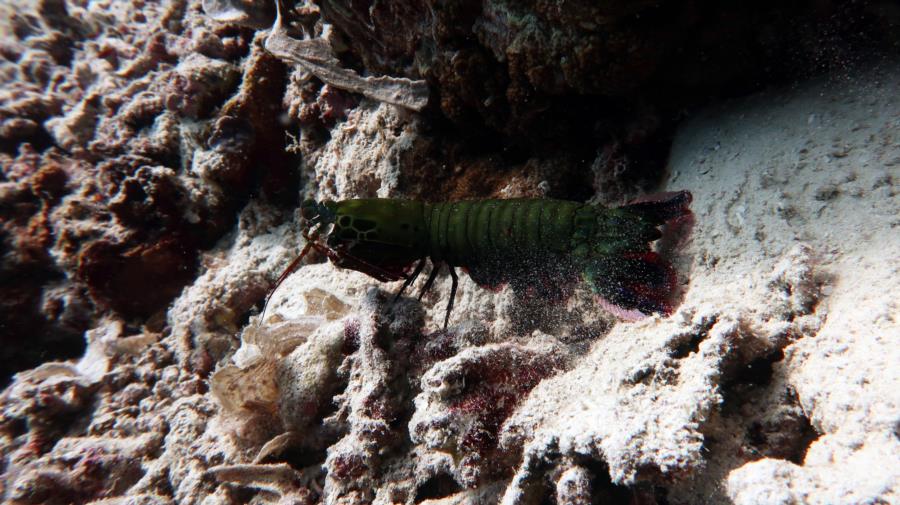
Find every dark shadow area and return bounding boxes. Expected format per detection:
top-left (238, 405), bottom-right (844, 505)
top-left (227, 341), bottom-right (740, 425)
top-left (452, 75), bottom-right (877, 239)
top-left (721, 349), bottom-right (821, 465)
top-left (414, 472), bottom-right (464, 503)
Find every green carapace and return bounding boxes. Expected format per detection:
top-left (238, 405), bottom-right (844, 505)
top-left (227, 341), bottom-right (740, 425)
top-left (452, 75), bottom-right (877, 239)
top-left (264, 192), bottom-right (693, 328)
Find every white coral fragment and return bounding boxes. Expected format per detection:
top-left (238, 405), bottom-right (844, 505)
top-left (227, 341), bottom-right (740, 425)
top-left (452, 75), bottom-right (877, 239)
top-left (207, 463), bottom-right (317, 503)
top-left (210, 360), bottom-right (280, 416)
top-left (264, 1), bottom-right (429, 111)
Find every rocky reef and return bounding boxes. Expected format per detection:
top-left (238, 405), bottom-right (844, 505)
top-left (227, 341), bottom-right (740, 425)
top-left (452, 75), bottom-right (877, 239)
top-left (1, 0), bottom-right (898, 504)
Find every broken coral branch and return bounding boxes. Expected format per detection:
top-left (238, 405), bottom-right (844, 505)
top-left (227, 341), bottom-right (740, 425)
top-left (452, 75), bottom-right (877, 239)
top-left (206, 463), bottom-right (320, 502)
top-left (264, 0), bottom-right (429, 111)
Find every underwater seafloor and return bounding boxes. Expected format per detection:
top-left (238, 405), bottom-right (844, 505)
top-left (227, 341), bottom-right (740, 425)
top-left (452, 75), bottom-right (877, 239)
top-left (1, 0), bottom-right (898, 504)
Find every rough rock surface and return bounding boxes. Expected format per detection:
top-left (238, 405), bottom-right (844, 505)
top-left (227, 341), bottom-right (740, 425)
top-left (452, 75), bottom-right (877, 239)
top-left (668, 66), bottom-right (900, 505)
top-left (0, 0), bottom-right (296, 381)
top-left (1, 0), bottom-right (899, 504)
top-left (318, 0), bottom-right (897, 142)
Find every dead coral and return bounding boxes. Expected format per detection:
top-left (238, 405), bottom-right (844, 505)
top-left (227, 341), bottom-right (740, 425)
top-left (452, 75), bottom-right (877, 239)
top-left (411, 341), bottom-right (567, 486)
top-left (491, 243), bottom-right (828, 504)
top-left (77, 234), bottom-right (198, 318)
top-left (206, 463), bottom-right (317, 504)
top-left (163, 53), bottom-right (240, 119)
top-left (1, 2), bottom-right (898, 505)
top-left (319, 290), bottom-right (418, 504)
top-left (0, 149), bottom-right (89, 382)
top-left (554, 465), bottom-right (593, 505)
top-left (0, 0), bottom-right (298, 380)
top-left (1, 364), bottom-right (97, 460)
top-left (311, 101), bottom-right (429, 199)
top-left (0, 331), bottom-right (174, 505)
top-left (7, 434), bottom-right (159, 504)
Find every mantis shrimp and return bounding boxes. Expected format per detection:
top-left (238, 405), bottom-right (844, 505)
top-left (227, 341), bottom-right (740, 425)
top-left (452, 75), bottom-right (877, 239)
top-left (263, 191), bottom-right (692, 328)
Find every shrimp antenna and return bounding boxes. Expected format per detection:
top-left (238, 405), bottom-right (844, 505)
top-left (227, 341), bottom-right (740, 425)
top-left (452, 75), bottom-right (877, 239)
top-left (258, 228), bottom-right (319, 326)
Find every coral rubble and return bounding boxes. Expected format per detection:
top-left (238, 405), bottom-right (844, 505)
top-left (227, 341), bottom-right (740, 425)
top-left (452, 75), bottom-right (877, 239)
top-left (1, 0), bottom-right (899, 504)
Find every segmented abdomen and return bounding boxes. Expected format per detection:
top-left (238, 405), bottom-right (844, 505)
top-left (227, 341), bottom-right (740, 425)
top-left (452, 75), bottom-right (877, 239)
top-left (423, 199), bottom-right (586, 266)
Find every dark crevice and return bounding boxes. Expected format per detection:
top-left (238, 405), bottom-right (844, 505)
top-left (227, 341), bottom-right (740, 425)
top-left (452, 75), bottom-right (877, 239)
top-left (668, 332), bottom-right (705, 360)
top-left (538, 489), bottom-right (555, 505)
top-left (578, 458), bottom-right (633, 505)
top-left (786, 404), bottom-right (820, 465)
top-left (0, 125), bottom-right (58, 155)
top-left (732, 349), bottom-right (785, 389)
top-left (227, 485), bottom-right (260, 504)
top-left (0, 265), bottom-right (88, 388)
top-left (669, 316), bottom-right (717, 359)
top-left (654, 485), bottom-right (673, 505)
top-left (2, 417), bottom-right (28, 439)
top-left (747, 422), bottom-right (768, 448)
top-left (276, 445), bottom-right (330, 470)
top-left (414, 472), bottom-right (463, 503)
top-left (716, 349), bottom-right (821, 467)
